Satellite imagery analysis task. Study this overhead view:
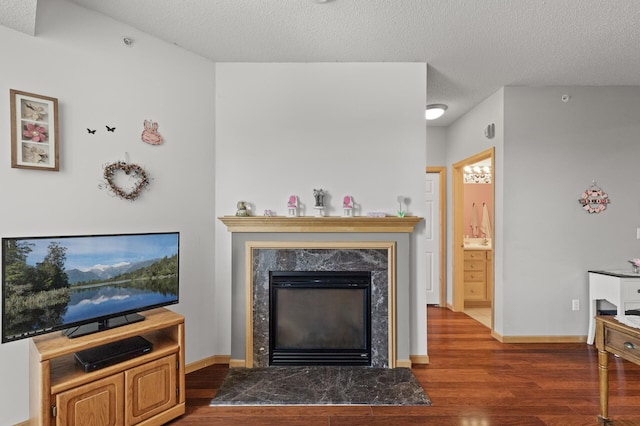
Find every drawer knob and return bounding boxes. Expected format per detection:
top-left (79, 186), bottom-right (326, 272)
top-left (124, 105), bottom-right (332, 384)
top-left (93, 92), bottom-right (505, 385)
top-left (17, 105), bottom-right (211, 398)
top-left (624, 342), bottom-right (636, 350)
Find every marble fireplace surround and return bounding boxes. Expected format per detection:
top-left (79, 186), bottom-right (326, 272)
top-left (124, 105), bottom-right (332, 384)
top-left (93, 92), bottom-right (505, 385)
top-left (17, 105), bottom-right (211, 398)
top-left (219, 216), bottom-right (423, 369)
top-left (249, 241), bottom-right (395, 368)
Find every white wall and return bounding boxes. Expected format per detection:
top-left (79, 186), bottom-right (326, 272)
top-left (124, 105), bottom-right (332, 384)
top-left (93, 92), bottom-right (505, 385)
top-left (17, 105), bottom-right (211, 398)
top-left (426, 125), bottom-right (447, 167)
top-left (448, 85), bottom-right (640, 338)
top-left (502, 86), bottom-right (640, 336)
top-left (214, 63), bottom-right (428, 357)
top-left (0, 1), bottom-right (216, 423)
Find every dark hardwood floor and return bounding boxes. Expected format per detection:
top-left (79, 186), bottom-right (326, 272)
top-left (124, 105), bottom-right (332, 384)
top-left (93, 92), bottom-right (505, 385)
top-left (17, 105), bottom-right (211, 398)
top-left (168, 306), bottom-right (640, 425)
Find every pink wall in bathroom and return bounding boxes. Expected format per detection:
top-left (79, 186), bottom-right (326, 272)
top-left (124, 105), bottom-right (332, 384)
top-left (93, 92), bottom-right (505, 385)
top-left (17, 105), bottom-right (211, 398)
top-left (464, 183), bottom-right (493, 237)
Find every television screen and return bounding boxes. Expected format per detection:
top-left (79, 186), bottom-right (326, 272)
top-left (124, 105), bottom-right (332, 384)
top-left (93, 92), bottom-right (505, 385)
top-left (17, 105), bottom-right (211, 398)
top-left (2, 232), bottom-right (179, 343)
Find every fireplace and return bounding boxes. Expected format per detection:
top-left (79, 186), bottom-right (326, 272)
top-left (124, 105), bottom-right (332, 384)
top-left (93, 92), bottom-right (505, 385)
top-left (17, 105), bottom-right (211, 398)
top-left (248, 244), bottom-right (393, 368)
top-left (269, 271), bottom-right (371, 366)
top-left (219, 216), bottom-right (423, 369)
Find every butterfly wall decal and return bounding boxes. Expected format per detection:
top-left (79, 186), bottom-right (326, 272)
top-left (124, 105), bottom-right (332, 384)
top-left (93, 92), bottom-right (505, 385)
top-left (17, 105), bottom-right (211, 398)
top-left (106, 125), bottom-right (116, 132)
top-left (87, 128), bottom-right (96, 134)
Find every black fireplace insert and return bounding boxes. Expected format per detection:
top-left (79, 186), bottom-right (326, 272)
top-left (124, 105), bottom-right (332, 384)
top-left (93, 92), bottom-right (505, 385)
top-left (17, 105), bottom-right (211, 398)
top-left (269, 271), bottom-right (372, 366)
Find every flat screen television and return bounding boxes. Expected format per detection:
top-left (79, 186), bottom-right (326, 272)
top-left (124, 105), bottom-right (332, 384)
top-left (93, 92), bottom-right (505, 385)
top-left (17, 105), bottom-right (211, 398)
top-left (1, 232), bottom-right (179, 343)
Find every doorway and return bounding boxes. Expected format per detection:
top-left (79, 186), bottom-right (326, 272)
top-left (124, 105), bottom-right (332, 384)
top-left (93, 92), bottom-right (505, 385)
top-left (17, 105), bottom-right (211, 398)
top-left (426, 167), bottom-right (446, 307)
top-left (452, 148), bottom-right (495, 329)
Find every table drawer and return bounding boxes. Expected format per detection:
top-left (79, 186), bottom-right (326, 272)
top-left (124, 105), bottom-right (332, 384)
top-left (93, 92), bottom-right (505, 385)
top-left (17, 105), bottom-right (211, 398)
top-left (622, 281), bottom-right (640, 300)
top-left (606, 327), bottom-right (640, 364)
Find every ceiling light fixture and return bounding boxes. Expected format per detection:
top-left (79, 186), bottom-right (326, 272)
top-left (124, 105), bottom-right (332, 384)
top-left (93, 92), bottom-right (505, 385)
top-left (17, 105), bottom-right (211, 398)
top-left (425, 104), bottom-right (448, 120)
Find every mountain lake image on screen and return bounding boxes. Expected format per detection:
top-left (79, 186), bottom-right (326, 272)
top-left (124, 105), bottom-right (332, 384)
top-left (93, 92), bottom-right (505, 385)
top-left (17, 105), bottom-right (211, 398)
top-left (1, 232), bottom-right (179, 343)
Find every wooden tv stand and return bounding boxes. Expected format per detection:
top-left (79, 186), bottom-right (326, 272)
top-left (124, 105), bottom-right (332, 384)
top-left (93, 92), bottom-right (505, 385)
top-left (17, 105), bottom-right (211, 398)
top-left (29, 308), bottom-right (185, 426)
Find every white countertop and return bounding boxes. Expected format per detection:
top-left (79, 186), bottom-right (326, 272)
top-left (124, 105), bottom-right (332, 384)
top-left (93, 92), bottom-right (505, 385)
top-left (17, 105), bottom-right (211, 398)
top-left (464, 238), bottom-right (492, 250)
top-left (589, 269), bottom-right (640, 278)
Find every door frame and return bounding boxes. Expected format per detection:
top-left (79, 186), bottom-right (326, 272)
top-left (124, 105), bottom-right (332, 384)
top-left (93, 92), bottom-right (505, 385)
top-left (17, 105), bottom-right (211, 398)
top-left (452, 147), bottom-right (495, 313)
top-left (426, 166), bottom-right (447, 308)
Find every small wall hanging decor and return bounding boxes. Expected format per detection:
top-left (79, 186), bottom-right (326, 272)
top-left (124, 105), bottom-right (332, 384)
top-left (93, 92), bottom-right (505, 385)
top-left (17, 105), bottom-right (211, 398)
top-left (10, 89), bottom-right (59, 171)
top-left (102, 160), bottom-right (150, 201)
top-left (141, 120), bottom-right (163, 145)
top-left (579, 181), bottom-right (610, 213)
top-left (85, 125), bottom-right (117, 136)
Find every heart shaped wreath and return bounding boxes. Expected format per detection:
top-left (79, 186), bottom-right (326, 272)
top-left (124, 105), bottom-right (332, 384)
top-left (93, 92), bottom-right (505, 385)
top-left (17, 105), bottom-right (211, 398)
top-left (103, 161), bottom-right (150, 200)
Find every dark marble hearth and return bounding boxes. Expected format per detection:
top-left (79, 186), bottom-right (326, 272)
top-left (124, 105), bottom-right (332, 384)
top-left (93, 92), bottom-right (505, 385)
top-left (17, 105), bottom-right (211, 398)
top-left (210, 366), bottom-right (431, 406)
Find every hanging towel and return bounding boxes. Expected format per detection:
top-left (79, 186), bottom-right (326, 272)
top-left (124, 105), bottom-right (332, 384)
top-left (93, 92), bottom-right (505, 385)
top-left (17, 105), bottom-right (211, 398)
top-left (481, 203), bottom-right (492, 239)
top-left (471, 203), bottom-right (479, 237)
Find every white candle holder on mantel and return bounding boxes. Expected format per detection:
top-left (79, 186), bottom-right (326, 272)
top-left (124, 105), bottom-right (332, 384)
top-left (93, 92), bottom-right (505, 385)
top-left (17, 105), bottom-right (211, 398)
top-left (287, 195), bottom-right (299, 217)
top-left (343, 195), bottom-right (354, 217)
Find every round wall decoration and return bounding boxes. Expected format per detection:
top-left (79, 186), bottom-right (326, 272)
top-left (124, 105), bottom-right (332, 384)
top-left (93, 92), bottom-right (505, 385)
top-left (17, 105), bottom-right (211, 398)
top-left (103, 161), bottom-right (150, 200)
top-left (579, 182), bottom-right (610, 213)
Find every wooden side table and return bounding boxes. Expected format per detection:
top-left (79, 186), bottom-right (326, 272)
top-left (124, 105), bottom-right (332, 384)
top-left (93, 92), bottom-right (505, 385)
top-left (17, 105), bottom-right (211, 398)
top-left (595, 315), bottom-right (640, 424)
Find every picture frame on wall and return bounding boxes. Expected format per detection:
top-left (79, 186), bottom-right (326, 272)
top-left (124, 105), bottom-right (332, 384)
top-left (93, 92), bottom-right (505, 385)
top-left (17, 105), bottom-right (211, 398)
top-left (10, 89), bottom-right (59, 171)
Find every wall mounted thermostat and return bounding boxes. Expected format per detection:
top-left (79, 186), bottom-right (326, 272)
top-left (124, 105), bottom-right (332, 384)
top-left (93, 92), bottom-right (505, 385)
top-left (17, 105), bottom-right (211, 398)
top-left (484, 123), bottom-right (495, 139)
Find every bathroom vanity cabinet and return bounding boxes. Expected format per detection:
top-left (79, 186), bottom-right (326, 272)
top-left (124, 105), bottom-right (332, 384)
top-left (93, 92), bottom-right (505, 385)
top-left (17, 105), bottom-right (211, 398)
top-left (464, 250), bottom-right (492, 306)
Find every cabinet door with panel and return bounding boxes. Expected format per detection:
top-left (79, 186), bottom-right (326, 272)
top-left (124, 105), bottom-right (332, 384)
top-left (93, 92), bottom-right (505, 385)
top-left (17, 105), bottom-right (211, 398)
top-left (125, 354), bottom-right (177, 425)
top-left (55, 373), bottom-right (124, 426)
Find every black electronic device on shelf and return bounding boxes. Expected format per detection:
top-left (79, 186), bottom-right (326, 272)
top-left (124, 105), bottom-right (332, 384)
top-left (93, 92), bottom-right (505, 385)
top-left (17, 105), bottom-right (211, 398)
top-left (74, 335), bottom-right (153, 372)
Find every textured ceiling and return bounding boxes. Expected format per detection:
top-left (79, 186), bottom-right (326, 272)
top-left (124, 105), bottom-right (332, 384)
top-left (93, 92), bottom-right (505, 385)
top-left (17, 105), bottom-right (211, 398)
top-left (0, 0), bottom-right (37, 35)
top-left (6, 0), bottom-right (640, 125)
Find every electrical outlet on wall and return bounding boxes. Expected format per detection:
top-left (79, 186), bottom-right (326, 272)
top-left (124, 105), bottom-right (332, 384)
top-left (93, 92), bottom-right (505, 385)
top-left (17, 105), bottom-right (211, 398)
top-left (572, 299), bottom-right (580, 311)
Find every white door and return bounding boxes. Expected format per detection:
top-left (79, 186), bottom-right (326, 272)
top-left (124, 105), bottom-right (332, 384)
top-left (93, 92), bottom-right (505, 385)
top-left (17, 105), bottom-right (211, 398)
top-left (425, 172), bottom-right (440, 304)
